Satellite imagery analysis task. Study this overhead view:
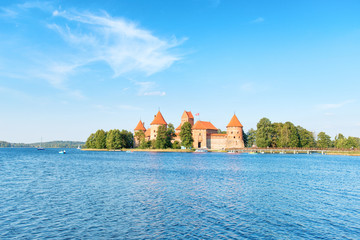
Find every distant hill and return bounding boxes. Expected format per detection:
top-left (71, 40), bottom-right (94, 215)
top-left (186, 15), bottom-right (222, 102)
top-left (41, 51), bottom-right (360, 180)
top-left (0, 140), bottom-right (85, 148)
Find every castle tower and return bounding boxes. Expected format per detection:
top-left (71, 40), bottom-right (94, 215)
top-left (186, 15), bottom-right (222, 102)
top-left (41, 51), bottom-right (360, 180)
top-left (134, 120), bottom-right (146, 147)
top-left (150, 111), bottom-right (167, 140)
top-left (175, 110), bottom-right (194, 134)
top-left (192, 120), bottom-right (218, 149)
top-left (226, 114), bottom-right (245, 148)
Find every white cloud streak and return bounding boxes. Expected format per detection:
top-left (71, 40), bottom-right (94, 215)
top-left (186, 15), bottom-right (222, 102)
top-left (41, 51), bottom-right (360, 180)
top-left (49, 9), bottom-right (185, 77)
top-left (135, 81), bottom-right (166, 96)
top-left (317, 100), bottom-right (355, 110)
top-left (0, 2), bottom-right (184, 99)
top-left (251, 17), bottom-right (264, 24)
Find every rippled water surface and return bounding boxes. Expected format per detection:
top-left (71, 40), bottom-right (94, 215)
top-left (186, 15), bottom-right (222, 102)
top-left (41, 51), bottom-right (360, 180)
top-left (1, 148), bottom-right (360, 239)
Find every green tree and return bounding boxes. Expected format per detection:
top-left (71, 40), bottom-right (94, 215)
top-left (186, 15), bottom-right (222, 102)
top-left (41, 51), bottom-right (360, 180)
top-left (272, 122), bottom-right (283, 147)
top-left (150, 140), bottom-right (156, 149)
top-left (134, 131), bottom-right (145, 147)
top-left (139, 139), bottom-right (150, 149)
top-left (297, 126), bottom-right (316, 148)
top-left (317, 132), bottom-right (332, 148)
top-left (155, 125), bottom-right (170, 149)
top-left (179, 122), bottom-right (193, 148)
top-left (334, 133), bottom-right (346, 149)
top-left (246, 128), bottom-right (256, 147)
top-left (278, 122), bottom-right (300, 148)
top-left (172, 141), bottom-right (181, 149)
top-left (242, 129), bottom-right (248, 147)
top-left (344, 136), bottom-right (359, 149)
top-left (256, 118), bottom-right (274, 147)
top-left (154, 124), bottom-right (175, 149)
top-left (106, 129), bottom-right (123, 149)
top-left (85, 133), bottom-right (96, 148)
top-left (120, 130), bottom-right (134, 148)
top-left (95, 129), bottom-right (107, 149)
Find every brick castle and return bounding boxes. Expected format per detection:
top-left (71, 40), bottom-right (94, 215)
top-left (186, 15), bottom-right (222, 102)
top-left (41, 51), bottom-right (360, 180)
top-left (134, 110), bottom-right (245, 150)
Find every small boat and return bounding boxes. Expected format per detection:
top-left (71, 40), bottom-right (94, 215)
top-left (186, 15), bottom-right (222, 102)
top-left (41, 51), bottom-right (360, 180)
top-left (195, 148), bottom-right (208, 153)
top-left (77, 145), bottom-right (81, 150)
top-left (37, 137), bottom-right (45, 150)
top-left (59, 150), bottom-right (66, 154)
top-left (227, 150), bottom-right (237, 154)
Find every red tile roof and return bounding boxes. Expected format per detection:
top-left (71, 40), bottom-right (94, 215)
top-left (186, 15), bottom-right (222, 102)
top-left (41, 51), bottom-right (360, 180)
top-left (145, 128), bottom-right (151, 137)
top-left (134, 120), bottom-right (146, 131)
top-left (181, 110), bottom-right (194, 119)
top-left (176, 124), bottom-right (182, 130)
top-left (192, 121), bottom-right (218, 130)
top-left (150, 111), bottom-right (167, 125)
top-left (226, 114), bottom-right (243, 128)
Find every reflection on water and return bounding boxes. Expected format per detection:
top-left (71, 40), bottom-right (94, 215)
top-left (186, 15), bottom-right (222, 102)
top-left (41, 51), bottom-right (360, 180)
top-left (0, 148), bottom-right (360, 239)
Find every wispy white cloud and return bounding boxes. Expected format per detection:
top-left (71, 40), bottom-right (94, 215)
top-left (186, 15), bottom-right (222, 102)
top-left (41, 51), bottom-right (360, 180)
top-left (93, 104), bottom-right (142, 113)
top-left (210, 0), bottom-right (221, 8)
top-left (143, 91), bottom-right (166, 96)
top-left (134, 81), bottom-right (166, 96)
top-left (240, 82), bottom-right (255, 92)
top-left (118, 105), bottom-right (143, 111)
top-left (49, 9), bottom-right (185, 77)
top-left (0, 7), bottom-right (18, 18)
top-left (317, 100), bottom-right (355, 110)
top-left (0, 2), bottom-right (184, 99)
top-left (251, 17), bottom-right (264, 24)
top-left (0, 86), bottom-right (29, 98)
top-left (0, 1), bottom-right (53, 18)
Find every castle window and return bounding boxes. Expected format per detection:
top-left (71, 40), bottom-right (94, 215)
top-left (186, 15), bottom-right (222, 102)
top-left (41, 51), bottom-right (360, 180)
top-left (199, 133), bottom-right (201, 136)
top-left (234, 136), bottom-right (236, 139)
top-left (231, 132), bottom-right (233, 134)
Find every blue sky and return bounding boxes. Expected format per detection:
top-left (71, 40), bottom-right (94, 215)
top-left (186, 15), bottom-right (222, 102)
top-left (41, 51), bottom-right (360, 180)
top-left (0, 0), bottom-right (359, 143)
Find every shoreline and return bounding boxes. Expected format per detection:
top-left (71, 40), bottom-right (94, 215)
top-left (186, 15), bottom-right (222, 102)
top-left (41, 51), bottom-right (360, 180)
top-left (327, 152), bottom-right (360, 156)
top-left (82, 148), bottom-right (194, 153)
top-left (81, 148), bottom-right (360, 156)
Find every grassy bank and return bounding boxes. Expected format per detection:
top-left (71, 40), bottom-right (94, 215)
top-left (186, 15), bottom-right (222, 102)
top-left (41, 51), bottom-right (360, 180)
top-left (327, 151), bottom-right (360, 156)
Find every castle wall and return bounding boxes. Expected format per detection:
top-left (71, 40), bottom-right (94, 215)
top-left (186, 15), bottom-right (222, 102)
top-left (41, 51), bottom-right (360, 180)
top-left (208, 134), bottom-right (227, 150)
top-left (192, 129), bottom-right (207, 148)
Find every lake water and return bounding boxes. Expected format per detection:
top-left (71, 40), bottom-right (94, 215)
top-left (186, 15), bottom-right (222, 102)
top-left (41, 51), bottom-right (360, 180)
top-left (1, 148), bottom-right (360, 239)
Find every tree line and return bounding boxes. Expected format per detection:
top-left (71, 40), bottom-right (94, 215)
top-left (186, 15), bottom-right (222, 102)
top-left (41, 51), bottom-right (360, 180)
top-left (84, 129), bottom-right (134, 149)
top-left (0, 140), bottom-right (85, 148)
top-left (84, 118), bottom-right (359, 150)
top-left (245, 117), bottom-right (360, 149)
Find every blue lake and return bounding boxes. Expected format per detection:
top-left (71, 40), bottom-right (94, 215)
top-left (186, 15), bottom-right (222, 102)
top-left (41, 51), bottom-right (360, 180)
top-left (1, 148), bottom-right (360, 239)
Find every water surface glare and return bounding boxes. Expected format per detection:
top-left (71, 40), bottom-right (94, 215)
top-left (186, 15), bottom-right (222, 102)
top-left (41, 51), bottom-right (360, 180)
top-left (1, 148), bottom-right (360, 239)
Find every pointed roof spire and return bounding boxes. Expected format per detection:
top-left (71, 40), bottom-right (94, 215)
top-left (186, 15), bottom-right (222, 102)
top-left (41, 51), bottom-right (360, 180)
top-left (226, 114), bottom-right (243, 128)
top-left (150, 111), bottom-right (167, 125)
top-left (134, 120), bottom-right (146, 131)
